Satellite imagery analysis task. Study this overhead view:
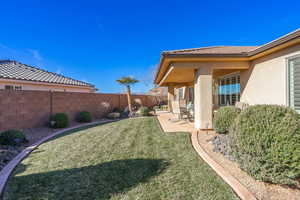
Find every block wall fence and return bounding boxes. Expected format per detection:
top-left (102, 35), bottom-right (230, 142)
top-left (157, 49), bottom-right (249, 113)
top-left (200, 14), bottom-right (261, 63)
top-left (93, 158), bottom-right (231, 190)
top-left (0, 90), bottom-right (166, 131)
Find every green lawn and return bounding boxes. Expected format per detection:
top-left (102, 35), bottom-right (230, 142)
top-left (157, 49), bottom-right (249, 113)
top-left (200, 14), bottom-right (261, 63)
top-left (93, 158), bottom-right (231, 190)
top-left (4, 117), bottom-right (237, 200)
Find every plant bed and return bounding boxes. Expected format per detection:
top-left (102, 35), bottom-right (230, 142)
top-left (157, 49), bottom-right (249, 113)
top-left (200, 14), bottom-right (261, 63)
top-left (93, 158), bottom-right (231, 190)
top-left (0, 145), bottom-right (23, 172)
top-left (208, 134), bottom-right (234, 161)
top-left (198, 131), bottom-right (300, 200)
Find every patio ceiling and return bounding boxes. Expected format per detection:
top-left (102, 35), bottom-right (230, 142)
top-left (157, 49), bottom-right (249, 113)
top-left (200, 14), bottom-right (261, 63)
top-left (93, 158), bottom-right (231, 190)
top-left (158, 66), bottom-right (195, 86)
top-left (158, 60), bottom-right (250, 86)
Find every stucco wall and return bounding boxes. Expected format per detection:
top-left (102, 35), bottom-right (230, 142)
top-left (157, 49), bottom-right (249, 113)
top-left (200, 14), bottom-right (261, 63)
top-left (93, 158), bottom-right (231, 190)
top-left (0, 79), bottom-right (94, 93)
top-left (240, 43), bottom-right (300, 106)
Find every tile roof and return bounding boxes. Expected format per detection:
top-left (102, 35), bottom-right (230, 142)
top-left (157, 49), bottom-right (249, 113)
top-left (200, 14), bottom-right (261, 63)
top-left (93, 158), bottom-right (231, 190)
top-left (163, 46), bottom-right (259, 55)
top-left (0, 60), bottom-right (94, 87)
top-left (162, 28), bottom-right (300, 57)
top-left (155, 28), bottom-right (300, 84)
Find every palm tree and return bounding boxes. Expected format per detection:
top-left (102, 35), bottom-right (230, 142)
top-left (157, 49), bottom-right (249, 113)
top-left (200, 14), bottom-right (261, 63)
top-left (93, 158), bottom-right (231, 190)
top-left (116, 76), bottom-right (139, 113)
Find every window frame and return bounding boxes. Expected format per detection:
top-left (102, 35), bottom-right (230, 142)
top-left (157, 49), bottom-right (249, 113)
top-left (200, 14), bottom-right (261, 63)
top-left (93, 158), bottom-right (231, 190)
top-left (14, 86), bottom-right (22, 91)
top-left (217, 72), bottom-right (240, 106)
top-left (4, 85), bottom-right (14, 90)
top-left (287, 54), bottom-right (300, 111)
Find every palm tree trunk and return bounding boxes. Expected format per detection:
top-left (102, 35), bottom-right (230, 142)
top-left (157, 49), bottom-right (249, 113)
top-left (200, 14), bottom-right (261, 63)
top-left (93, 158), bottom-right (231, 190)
top-left (126, 85), bottom-right (132, 113)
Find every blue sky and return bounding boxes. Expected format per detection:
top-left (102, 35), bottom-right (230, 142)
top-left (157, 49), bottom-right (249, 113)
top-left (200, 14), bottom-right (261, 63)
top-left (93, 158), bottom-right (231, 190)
top-left (0, 0), bottom-right (300, 93)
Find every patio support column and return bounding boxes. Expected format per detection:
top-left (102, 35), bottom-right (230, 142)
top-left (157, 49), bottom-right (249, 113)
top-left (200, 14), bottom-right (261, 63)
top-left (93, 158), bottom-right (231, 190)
top-left (194, 68), bottom-right (213, 130)
top-left (167, 85), bottom-right (175, 112)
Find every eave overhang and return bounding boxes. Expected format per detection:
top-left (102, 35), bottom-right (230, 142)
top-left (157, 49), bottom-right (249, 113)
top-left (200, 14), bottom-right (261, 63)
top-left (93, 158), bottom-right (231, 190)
top-left (154, 29), bottom-right (300, 86)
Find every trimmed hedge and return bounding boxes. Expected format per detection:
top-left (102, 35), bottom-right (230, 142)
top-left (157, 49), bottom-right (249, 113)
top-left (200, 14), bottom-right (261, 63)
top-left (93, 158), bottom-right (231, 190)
top-left (0, 129), bottom-right (28, 146)
top-left (229, 105), bottom-right (300, 185)
top-left (77, 111), bottom-right (92, 123)
top-left (50, 113), bottom-right (69, 128)
top-left (138, 106), bottom-right (150, 116)
top-left (213, 106), bottom-right (240, 134)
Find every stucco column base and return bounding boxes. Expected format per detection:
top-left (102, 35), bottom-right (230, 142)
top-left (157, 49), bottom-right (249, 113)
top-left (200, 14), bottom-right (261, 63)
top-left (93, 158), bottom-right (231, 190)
top-left (194, 68), bottom-right (213, 130)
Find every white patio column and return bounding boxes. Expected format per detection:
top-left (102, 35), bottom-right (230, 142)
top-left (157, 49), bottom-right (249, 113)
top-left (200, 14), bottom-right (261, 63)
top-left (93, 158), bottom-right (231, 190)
top-left (167, 85), bottom-right (175, 112)
top-left (194, 68), bottom-right (213, 130)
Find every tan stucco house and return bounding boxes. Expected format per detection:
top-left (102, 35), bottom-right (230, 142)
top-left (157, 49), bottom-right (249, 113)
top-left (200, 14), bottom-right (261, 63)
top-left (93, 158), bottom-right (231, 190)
top-left (0, 60), bottom-right (96, 93)
top-left (154, 28), bottom-right (300, 130)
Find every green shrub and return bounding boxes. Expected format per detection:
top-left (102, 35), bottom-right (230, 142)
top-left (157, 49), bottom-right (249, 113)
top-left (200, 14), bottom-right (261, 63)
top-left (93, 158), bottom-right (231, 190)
top-left (77, 111), bottom-right (92, 123)
top-left (213, 106), bottom-right (240, 134)
top-left (50, 113), bottom-right (69, 128)
top-left (229, 105), bottom-right (300, 185)
top-left (153, 106), bottom-right (160, 110)
top-left (112, 107), bottom-right (123, 113)
top-left (0, 129), bottom-right (27, 146)
top-left (138, 106), bottom-right (150, 116)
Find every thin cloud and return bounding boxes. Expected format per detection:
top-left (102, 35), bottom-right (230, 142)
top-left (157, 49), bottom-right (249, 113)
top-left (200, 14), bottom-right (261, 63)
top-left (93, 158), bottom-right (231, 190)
top-left (0, 44), bottom-right (43, 66)
top-left (27, 49), bottom-right (43, 61)
top-left (55, 68), bottom-right (63, 75)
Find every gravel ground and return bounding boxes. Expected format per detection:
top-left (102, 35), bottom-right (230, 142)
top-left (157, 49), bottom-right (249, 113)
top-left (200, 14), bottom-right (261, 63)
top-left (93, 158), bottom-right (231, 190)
top-left (198, 131), bottom-right (300, 200)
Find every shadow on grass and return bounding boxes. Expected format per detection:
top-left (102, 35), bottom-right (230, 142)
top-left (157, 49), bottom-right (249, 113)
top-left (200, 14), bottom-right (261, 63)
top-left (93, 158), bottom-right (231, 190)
top-left (6, 159), bottom-right (169, 200)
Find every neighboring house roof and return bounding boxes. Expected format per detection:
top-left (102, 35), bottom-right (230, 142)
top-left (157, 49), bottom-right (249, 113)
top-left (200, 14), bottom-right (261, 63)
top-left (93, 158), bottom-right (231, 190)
top-left (0, 60), bottom-right (94, 87)
top-left (155, 28), bottom-right (300, 83)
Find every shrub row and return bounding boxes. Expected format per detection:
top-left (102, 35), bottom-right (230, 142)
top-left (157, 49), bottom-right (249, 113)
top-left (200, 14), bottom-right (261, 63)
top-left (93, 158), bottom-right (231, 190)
top-left (213, 105), bottom-right (300, 185)
top-left (50, 111), bottom-right (93, 129)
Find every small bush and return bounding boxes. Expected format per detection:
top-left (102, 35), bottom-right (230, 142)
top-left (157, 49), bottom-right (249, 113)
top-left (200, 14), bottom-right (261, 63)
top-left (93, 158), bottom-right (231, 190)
top-left (0, 129), bottom-right (28, 146)
top-left (138, 106), bottom-right (150, 116)
top-left (50, 113), bottom-right (69, 128)
top-left (153, 106), bottom-right (160, 110)
top-left (229, 105), bottom-right (300, 185)
top-left (213, 106), bottom-right (240, 134)
top-left (77, 111), bottom-right (92, 123)
top-left (112, 107), bottom-right (123, 113)
top-left (107, 112), bottom-right (121, 119)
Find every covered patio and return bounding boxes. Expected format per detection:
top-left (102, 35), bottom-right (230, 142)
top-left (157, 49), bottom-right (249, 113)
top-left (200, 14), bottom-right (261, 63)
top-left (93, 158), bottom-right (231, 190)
top-left (155, 50), bottom-right (251, 130)
top-left (156, 111), bottom-right (194, 132)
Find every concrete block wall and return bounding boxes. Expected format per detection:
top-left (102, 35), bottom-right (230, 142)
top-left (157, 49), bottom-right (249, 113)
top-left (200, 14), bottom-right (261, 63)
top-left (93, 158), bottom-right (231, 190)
top-left (0, 90), bottom-right (166, 131)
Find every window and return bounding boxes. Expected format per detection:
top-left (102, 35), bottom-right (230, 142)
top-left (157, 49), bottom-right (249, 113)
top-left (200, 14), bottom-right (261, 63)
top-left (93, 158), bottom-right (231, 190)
top-left (174, 88), bottom-right (184, 101)
top-left (288, 56), bottom-right (300, 111)
top-left (178, 88), bottom-right (184, 100)
top-left (5, 85), bottom-right (14, 90)
top-left (4, 85), bottom-right (22, 91)
top-left (14, 86), bottom-right (22, 91)
top-left (218, 73), bottom-right (240, 106)
top-left (188, 87), bottom-right (194, 103)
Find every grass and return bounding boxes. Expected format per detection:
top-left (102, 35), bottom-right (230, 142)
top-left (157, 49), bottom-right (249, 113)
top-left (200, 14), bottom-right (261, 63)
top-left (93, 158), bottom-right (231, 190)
top-left (4, 117), bottom-right (237, 200)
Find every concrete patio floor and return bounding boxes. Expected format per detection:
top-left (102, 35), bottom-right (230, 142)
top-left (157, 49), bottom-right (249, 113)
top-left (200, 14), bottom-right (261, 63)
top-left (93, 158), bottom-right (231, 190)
top-left (156, 111), bottom-right (195, 133)
top-left (156, 110), bottom-right (257, 200)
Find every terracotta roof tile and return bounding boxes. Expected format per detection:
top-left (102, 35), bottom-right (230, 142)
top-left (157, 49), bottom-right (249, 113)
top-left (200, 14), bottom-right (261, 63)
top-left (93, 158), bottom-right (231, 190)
top-left (163, 46), bottom-right (259, 55)
top-left (0, 60), bottom-right (94, 87)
